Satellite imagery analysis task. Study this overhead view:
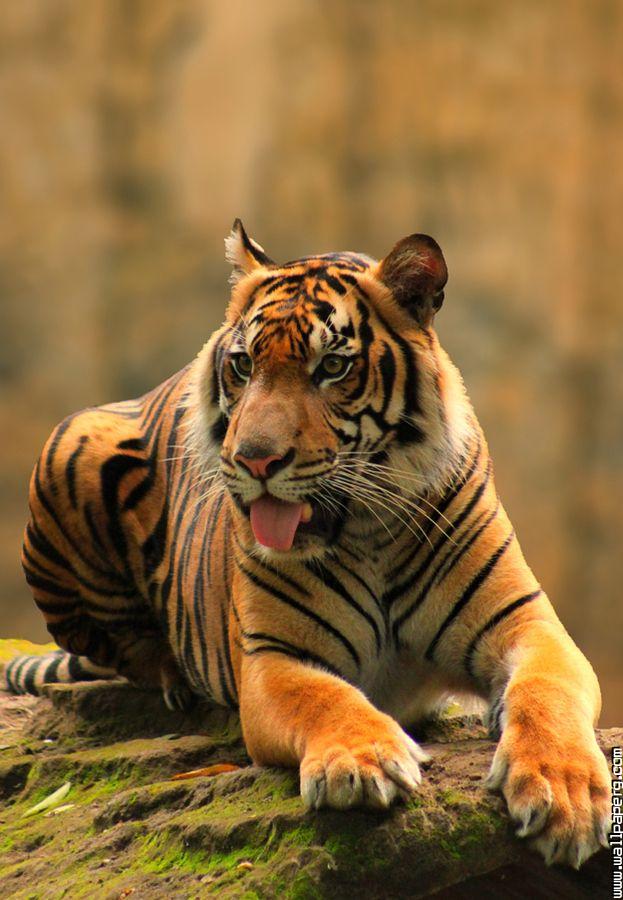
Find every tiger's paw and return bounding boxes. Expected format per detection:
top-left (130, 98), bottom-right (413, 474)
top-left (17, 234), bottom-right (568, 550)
top-left (300, 721), bottom-right (428, 811)
top-left (162, 682), bottom-right (196, 712)
top-left (487, 726), bottom-right (611, 868)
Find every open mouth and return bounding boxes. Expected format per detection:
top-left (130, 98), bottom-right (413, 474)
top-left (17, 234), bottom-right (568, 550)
top-left (247, 494), bottom-right (338, 551)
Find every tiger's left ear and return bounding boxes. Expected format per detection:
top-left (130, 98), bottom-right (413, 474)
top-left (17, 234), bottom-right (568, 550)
top-left (224, 218), bottom-right (275, 284)
top-left (377, 234), bottom-right (448, 327)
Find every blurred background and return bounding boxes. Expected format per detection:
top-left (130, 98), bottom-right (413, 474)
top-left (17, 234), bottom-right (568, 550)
top-left (0, 2), bottom-right (621, 724)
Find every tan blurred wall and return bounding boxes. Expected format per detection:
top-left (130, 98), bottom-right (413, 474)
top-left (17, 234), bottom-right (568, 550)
top-left (0, 1), bottom-right (621, 723)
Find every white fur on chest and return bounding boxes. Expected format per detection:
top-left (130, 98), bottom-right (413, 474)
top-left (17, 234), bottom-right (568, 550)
top-left (360, 648), bottom-right (483, 727)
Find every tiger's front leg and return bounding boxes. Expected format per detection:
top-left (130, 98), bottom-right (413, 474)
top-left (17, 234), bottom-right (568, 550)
top-left (477, 610), bottom-right (611, 867)
top-left (239, 653), bottom-right (427, 810)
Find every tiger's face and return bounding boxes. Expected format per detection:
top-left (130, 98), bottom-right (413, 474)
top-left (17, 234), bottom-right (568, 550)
top-left (193, 221), bottom-right (470, 557)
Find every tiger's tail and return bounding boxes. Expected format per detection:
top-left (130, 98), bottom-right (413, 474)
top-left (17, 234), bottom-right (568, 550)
top-left (1, 650), bottom-right (117, 696)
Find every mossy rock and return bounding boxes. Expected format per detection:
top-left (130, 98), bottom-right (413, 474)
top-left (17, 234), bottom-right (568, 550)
top-left (0, 679), bottom-right (618, 898)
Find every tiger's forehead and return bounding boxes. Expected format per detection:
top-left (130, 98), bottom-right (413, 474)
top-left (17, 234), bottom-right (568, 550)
top-left (237, 253), bottom-right (375, 360)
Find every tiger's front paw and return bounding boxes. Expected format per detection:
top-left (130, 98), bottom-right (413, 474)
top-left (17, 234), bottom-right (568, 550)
top-left (300, 717), bottom-right (428, 811)
top-left (487, 725), bottom-right (611, 868)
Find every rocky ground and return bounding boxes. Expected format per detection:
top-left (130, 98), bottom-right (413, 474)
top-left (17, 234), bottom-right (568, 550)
top-left (0, 644), bottom-right (618, 899)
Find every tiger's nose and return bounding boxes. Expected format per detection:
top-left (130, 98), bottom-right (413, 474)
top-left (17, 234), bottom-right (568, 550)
top-left (234, 446), bottom-right (295, 480)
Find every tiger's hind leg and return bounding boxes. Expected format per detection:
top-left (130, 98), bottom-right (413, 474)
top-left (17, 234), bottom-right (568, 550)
top-left (23, 409), bottom-right (194, 711)
top-left (31, 583), bottom-right (194, 711)
top-left (107, 627), bottom-right (196, 711)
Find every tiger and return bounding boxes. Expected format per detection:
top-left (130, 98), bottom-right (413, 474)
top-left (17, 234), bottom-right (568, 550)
top-left (2, 220), bottom-right (611, 868)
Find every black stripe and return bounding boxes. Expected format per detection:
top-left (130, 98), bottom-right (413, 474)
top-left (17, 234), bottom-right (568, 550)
top-left (26, 521), bottom-right (71, 573)
top-left (176, 503), bottom-right (205, 692)
top-left (335, 541), bottom-right (365, 564)
top-left (24, 569), bottom-right (73, 597)
top-left (391, 508), bottom-right (495, 645)
top-left (28, 519), bottom-right (130, 595)
top-left (216, 648), bottom-right (237, 708)
top-left (65, 436), bottom-right (88, 509)
top-left (100, 453), bottom-right (149, 566)
top-left (117, 438), bottom-right (143, 451)
top-left (67, 655), bottom-right (84, 680)
top-left (34, 596), bottom-right (81, 615)
top-left (44, 652), bottom-right (65, 683)
top-left (142, 504), bottom-right (168, 580)
top-left (463, 590), bottom-right (542, 677)
top-left (45, 415), bottom-right (76, 496)
top-left (231, 600), bottom-right (343, 677)
top-left (210, 332), bottom-right (227, 403)
top-left (141, 370), bottom-right (188, 446)
top-left (305, 561), bottom-right (382, 653)
top-left (322, 272), bottom-right (347, 296)
top-left (22, 543), bottom-right (59, 582)
top-left (425, 532), bottom-right (515, 661)
top-left (386, 440), bottom-right (484, 598)
top-left (9, 656), bottom-right (32, 692)
top-left (236, 560), bottom-right (360, 670)
top-left (333, 556), bottom-right (387, 627)
top-left (220, 513), bottom-right (238, 705)
top-left (22, 659), bottom-right (42, 694)
top-left (122, 474), bottom-right (153, 511)
top-left (235, 534), bottom-right (311, 599)
top-left (377, 342), bottom-right (397, 417)
top-left (434, 502), bottom-right (499, 588)
top-left (368, 303), bottom-right (421, 420)
top-left (220, 613), bottom-right (237, 707)
top-left (83, 502), bottom-right (109, 562)
top-left (190, 507), bottom-right (213, 696)
top-left (238, 643), bottom-right (343, 678)
top-left (33, 459), bottom-right (119, 580)
top-left (5, 655), bottom-right (25, 686)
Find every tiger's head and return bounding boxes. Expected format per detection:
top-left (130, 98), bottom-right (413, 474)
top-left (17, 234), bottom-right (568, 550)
top-left (190, 220), bottom-right (473, 557)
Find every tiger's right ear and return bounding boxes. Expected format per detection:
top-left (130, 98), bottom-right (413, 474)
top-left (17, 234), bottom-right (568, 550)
top-left (377, 233), bottom-right (448, 327)
top-left (225, 219), bottom-right (275, 284)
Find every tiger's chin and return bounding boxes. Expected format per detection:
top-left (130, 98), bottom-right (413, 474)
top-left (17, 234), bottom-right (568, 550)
top-left (255, 540), bottom-right (330, 563)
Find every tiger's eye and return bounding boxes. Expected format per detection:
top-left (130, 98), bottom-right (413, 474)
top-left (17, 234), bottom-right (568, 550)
top-left (319, 354), bottom-right (350, 379)
top-left (232, 353), bottom-right (253, 379)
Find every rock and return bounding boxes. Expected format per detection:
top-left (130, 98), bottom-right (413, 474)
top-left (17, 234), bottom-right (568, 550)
top-left (0, 682), bottom-right (618, 899)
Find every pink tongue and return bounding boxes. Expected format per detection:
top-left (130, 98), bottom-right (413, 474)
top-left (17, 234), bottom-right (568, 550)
top-left (250, 496), bottom-right (305, 551)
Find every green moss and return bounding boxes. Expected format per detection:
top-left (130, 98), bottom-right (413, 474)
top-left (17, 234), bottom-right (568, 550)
top-left (131, 827), bottom-right (274, 888)
top-left (437, 805), bottom-right (504, 861)
top-left (324, 831), bottom-right (359, 857)
top-left (12, 738), bottom-right (166, 811)
top-left (137, 832), bottom-right (215, 875)
top-left (321, 822), bottom-right (394, 881)
top-left (250, 769), bottom-right (298, 801)
top-left (438, 788), bottom-right (468, 807)
top-left (282, 823), bottom-right (316, 847)
top-left (285, 872), bottom-right (324, 900)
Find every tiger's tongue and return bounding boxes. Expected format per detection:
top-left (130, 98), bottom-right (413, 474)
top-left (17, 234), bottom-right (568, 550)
top-left (250, 495), bottom-right (305, 551)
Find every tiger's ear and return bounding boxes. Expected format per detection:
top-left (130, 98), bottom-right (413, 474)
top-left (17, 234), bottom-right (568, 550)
top-left (225, 219), bottom-right (275, 284)
top-left (377, 234), bottom-right (448, 327)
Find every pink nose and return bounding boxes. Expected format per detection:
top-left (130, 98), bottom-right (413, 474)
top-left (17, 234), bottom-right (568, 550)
top-left (234, 453), bottom-right (285, 480)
